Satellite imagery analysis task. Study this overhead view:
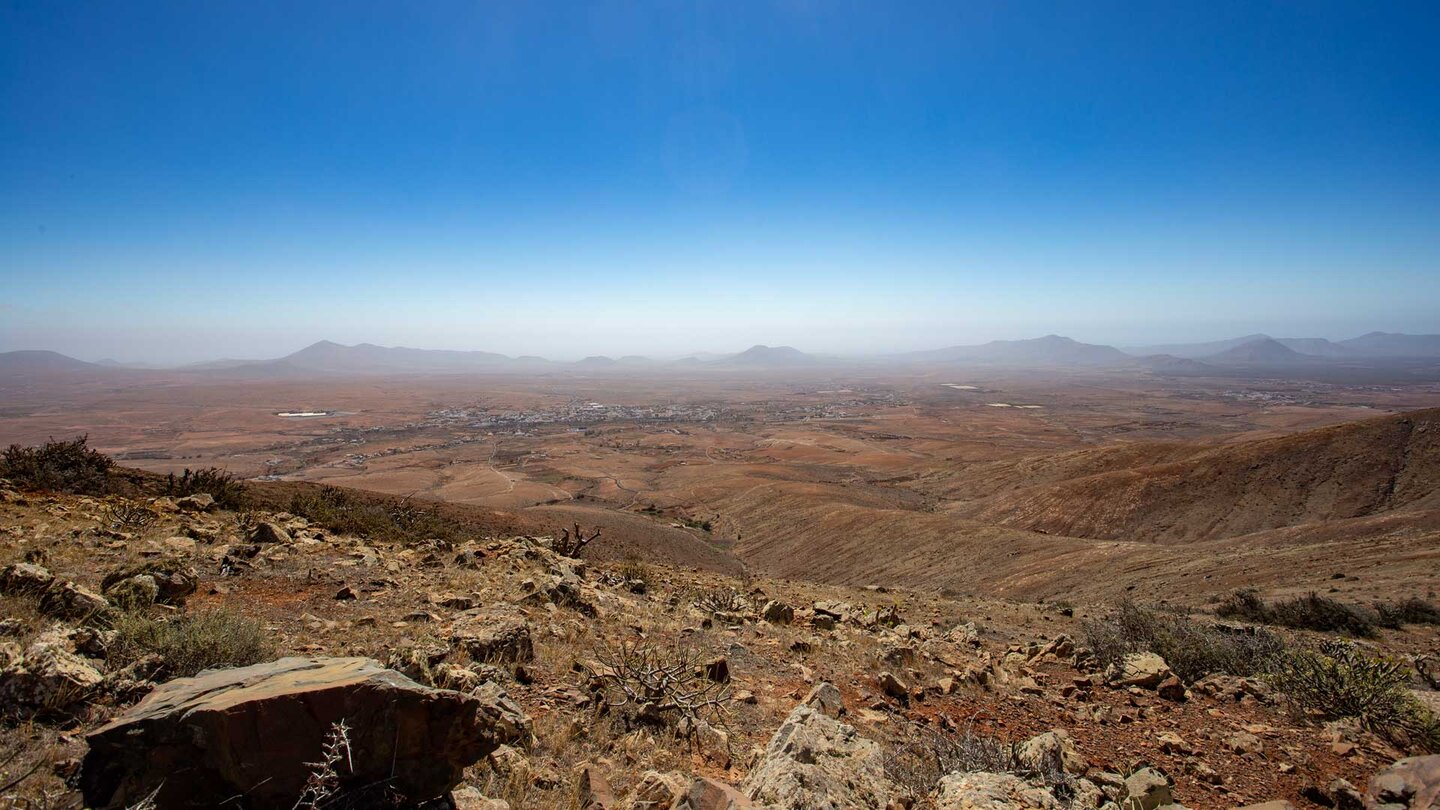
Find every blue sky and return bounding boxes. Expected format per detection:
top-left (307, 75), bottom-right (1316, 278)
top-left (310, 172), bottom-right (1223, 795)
top-left (3, 1), bottom-right (1439, 362)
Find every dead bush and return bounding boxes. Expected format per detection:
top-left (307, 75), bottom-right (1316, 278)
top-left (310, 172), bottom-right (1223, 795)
top-left (1217, 589), bottom-right (1379, 637)
top-left (884, 722), bottom-right (1072, 803)
top-left (2, 436), bottom-right (113, 495)
top-left (165, 467), bottom-right (249, 510)
top-left (617, 556), bottom-right (649, 584)
top-left (553, 523), bottom-right (600, 557)
top-left (1375, 598), bottom-right (1440, 629)
top-left (693, 586), bottom-right (749, 615)
top-left (105, 502), bottom-right (157, 531)
top-left (1270, 640), bottom-right (1440, 753)
top-left (591, 638), bottom-right (731, 734)
top-left (288, 486), bottom-right (456, 544)
top-left (1084, 599), bottom-right (1284, 682)
top-left (108, 607), bottom-right (273, 679)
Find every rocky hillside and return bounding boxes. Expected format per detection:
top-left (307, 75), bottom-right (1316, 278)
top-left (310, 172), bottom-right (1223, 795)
top-left (949, 408), bottom-right (1440, 543)
top-left (1, 464), bottom-right (1439, 809)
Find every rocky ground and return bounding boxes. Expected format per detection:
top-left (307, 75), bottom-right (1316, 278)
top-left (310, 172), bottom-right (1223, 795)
top-left (1, 477), bottom-right (1438, 809)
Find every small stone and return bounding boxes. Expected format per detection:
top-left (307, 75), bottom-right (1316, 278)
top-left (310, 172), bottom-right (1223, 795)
top-left (878, 671), bottom-right (909, 701)
top-left (176, 493), bottom-right (215, 512)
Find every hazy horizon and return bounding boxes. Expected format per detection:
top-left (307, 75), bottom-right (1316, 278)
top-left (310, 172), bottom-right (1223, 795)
top-left (4, 2), bottom-right (1440, 364)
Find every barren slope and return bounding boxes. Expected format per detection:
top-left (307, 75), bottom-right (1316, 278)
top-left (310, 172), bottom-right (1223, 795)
top-left (949, 407), bottom-right (1440, 543)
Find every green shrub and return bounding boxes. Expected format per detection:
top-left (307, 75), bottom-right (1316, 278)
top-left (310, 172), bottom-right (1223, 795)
top-left (287, 486), bottom-right (457, 544)
top-left (109, 607), bottom-right (273, 678)
top-left (165, 467), bottom-right (249, 510)
top-left (1084, 599), bottom-right (1285, 683)
top-left (1217, 590), bottom-right (1378, 637)
top-left (2, 435), bottom-right (113, 495)
top-left (1270, 640), bottom-right (1440, 753)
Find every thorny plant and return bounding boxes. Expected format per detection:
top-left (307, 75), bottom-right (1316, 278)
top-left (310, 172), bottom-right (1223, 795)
top-left (692, 586), bottom-right (749, 615)
top-left (591, 638), bottom-right (732, 735)
top-left (553, 523), bottom-right (600, 557)
top-left (294, 719), bottom-right (354, 810)
top-left (104, 502), bottom-right (156, 531)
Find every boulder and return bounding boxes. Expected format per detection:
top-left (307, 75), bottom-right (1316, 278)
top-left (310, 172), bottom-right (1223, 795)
top-left (575, 764), bottom-right (618, 809)
top-left (879, 670), bottom-right (910, 701)
top-left (250, 521), bottom-right (292, 544)
top-left (38, 580), bottom-right (112, 621)
top-left (0, 635), bottom-right (105, 717)
top-left (1110, 653), bottom-right (1174, 690)
top-left (1227, 730), bottom-right (1264, 755)
top-left (80, 656), bottom-right (530, 809)
top-left (803, 682), bottom-right (845, 718)
top-left (741, 703), bottom-right (892, 809)
top-left (1156, 675), bottom-right (1186, 702)
top-left (812, 601), bottom-right (851, 623)
top-left (1121, 768), bottom-right (1173, 810)
top-left (1019, 729), bottom-right (1088, 775)
top-left (932, 771), bottom-right (1065, 810)
top-left (104, 574), bottom-right (159, 609)
top-left (1365, 755), bottom-right (1440, 810)
top-left (630, 770), bottom-right (689, 809)
top-left (702, 656), bottom-right (730, 683)
top-left (761, 600), bottom-right (794, 624)
top-left (679, 777), bottom-right (757, 810)
top-left (176, 493), bottom-right (215, 512)
top-left (102, 559), bottom-right (198, 606)
top-left (452, 615), bottom-right (535, 664)
top-left (0, 562), bottom-right (55, 596)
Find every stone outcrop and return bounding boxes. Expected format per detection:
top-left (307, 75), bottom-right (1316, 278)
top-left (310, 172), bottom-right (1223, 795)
top-left (1121, 767), bottom-right (1175, 810)
top-left (802, 681), bottom-right (845, 718)
top-left (101, 559), bottom-right (198, 607)
top-left (250, 520), bottom-right (292, 544)
top-left (1019, 729), bottom-right (1087, 775)
top-left (0, 562), bottom-right (55, 596)
top-left (0, 633), bottom-right (104, 717)
top-left (1109, 652), bottom-right (1174, 689)
top-left (80, 656), bottom-right (530, 809)
top-left (761, 600), bottom-right (794, 624)
top-left (931, 772), bottom-right (1065, 810)
top-left (741, 699), bottom-right (892, 809)
top-left (38, 580), bottom-right (112, 621)
top-left (452, 614), bottom-right (535, 664)
top-left (679, 776), bottom-right (759, 810)
top-left (1365, 755), bottom-right (1440, 810)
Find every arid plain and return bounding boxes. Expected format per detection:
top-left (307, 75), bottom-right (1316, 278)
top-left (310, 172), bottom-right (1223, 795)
top-left (5, 364), bottom-right (1438, 605)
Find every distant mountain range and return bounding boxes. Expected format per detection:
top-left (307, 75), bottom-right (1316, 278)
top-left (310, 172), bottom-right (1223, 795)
top-left (4, 331), bottom-right (1438, 379)
top-left (897, 335), bottom-right (1131, 367)
top-left (1125, 332), bottom-right (1440, 360)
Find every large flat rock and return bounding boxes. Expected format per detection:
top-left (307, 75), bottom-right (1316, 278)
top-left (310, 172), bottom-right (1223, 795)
top-left (81, 656), bottom-right (528, 809)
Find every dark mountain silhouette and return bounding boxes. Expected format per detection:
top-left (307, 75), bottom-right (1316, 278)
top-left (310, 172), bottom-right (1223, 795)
top-left (1135, 354), bottom-right (1217, 375)
top-left (202, 341), bottom-right (520, 376)
top-left (1203, 337), bottom-right (1315, 365)
top-left (1273, 337), bottom-right (1352, 357)
top-left (1125, 334), bottom-right (1271, 359)
top-left (905, 335), bottom-right (1131, 367)
top-left (575, 355), bottom-right (618, 367)
top-left (0, 350), bottom-right (109, 375)
top-left (1338, 332), bottom-right (1440, 357)
top-left (714, 345), bottom-right (820, 368)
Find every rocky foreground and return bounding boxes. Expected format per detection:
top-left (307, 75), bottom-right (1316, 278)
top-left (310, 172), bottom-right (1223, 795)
top-left (0, 477), bottom-right (1438, 809)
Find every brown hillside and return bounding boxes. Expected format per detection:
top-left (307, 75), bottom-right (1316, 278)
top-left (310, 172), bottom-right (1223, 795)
top-left (950, 407), bottom-right (1440, 542)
